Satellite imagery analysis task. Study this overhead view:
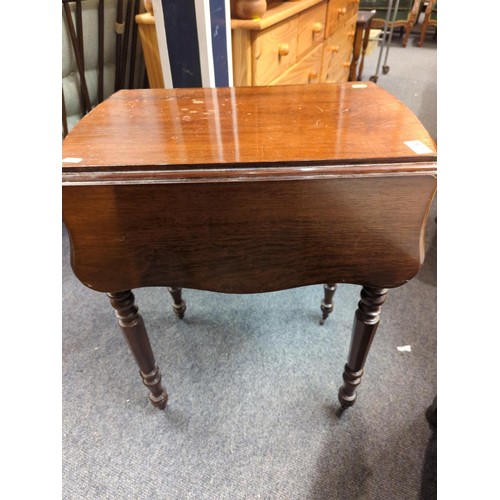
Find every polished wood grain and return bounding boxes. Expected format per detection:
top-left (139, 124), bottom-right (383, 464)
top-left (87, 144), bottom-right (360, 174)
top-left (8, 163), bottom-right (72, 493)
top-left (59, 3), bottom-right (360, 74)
top-left (62, 83), bottom-right (436, 171)
top-left (63, 83), bottom-right (436, 410)
top-left (63, 174), bottom-right (434, 293)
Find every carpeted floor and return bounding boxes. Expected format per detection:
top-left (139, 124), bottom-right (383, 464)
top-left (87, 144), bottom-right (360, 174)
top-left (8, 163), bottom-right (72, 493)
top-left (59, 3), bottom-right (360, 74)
top-left (62, 32), bottom-right (437, 500)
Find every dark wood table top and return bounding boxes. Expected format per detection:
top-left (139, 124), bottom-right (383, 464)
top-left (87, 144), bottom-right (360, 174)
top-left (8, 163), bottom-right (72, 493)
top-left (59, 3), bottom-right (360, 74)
top-left (356, 10), bottom-right (376, 26)
top-left (62, 82), bottom-right (436, 183)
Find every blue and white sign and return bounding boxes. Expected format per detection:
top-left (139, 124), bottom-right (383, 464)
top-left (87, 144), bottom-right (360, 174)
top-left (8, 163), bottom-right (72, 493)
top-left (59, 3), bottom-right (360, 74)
top-left (152, 0), bottom-right (233, 88)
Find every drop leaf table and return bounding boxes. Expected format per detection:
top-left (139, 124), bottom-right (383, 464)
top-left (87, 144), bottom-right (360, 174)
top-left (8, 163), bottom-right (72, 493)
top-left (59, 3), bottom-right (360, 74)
top-left (62, 82), bottom-right (437, 410)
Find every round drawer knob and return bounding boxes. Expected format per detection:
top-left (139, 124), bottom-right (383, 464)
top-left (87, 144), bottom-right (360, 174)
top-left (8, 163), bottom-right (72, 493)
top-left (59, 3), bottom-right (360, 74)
top-left (312, 22), bottom-right (323, 33)
top-left (330, 45), bottom-right (340, 53)
top-left (309, 70), bottom-right (318, 79)
top-left (338, 7), bottom-right (346, 15)
top-left (278, 43), bottom-right (290, 56)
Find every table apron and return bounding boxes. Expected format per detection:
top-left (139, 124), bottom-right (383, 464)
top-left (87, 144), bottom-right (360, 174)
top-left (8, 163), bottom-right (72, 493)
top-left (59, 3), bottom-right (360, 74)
top-left (62, 173), bottom-right (436, 293)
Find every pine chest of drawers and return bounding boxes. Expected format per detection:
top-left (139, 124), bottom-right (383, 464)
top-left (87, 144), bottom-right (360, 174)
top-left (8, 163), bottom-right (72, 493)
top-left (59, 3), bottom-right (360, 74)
top-left (231, 0), bottom-right (359, 86)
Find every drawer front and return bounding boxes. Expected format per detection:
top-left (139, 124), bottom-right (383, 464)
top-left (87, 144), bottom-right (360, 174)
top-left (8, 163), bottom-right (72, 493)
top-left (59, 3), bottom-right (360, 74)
top-left (326, 0), bottom-right (359, 38)
top-left (297, 1), bottom-right (327, 59)
top-left (321, 49), bottom-right (351, 82)
top-left (346, 0), bottom-right (360, 19)
top-left (328, 12), bottom-right (357, 50)
top-left (270, 43), bottom-right (323, 86)
top-left (252, 16), bottom-right (299, 86)
top-left (321, 38), bottom-right (353, 82)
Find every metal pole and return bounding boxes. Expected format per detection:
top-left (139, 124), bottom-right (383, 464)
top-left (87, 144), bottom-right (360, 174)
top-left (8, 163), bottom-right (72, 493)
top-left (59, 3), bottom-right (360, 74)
top-left (370, 0), bottom-right (393, 82)
top-left (382, 0), bottom-right (401, 73)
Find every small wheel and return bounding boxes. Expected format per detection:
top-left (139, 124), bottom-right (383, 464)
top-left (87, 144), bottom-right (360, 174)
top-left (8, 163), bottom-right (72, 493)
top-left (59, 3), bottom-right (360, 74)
top-left (369, 75), bottom-right (378, 83)
top-left (382, 65), bottom-right (389, 74)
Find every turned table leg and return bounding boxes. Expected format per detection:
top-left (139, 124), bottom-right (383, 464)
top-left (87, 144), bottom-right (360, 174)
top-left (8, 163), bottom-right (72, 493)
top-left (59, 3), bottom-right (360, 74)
top-left (107, 290), bottom-right (168, 409)
top-left (167, 287), bottom-right (186, 319)
top-left (338, 286), bottom-right (388, 409)
top-left (320, 283), bottom-right (337, 325)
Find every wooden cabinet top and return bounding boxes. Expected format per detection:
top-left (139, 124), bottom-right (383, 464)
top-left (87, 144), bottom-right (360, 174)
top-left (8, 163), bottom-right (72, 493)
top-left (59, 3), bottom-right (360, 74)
top-left (62, 82), bottom-right (436, 183)
top-left (231, 0), bottom-right (325, 30)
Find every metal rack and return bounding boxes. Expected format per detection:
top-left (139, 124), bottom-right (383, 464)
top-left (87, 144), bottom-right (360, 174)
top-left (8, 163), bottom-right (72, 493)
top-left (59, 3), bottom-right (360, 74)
top-left (369, 0), bottom-right (401, 82)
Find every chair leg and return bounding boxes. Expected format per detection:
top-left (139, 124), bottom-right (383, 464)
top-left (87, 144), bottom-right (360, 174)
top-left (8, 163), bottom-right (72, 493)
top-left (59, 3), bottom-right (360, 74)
top-left (108, 290), bottom-right (168, 409)
top-left (418, 14), bottom-right (430, 46)
top-left (418, 24), bottom-right (426, 46)
top-left (402, 25), bottom-right (411, 47)
top-left (338, 286), bottom-right (388, 409)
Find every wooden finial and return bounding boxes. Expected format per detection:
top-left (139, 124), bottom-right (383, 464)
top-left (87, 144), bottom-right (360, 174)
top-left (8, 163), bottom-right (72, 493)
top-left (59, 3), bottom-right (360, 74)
top-left (231, 0), bottom-right (267, 20)
top-left (144, 0), bottom-right (153, 15)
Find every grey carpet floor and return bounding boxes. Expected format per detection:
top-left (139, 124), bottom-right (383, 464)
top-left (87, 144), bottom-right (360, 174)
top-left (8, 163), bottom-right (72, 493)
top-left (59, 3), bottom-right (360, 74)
top-left (62, 33), bottom-right (437, 500)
